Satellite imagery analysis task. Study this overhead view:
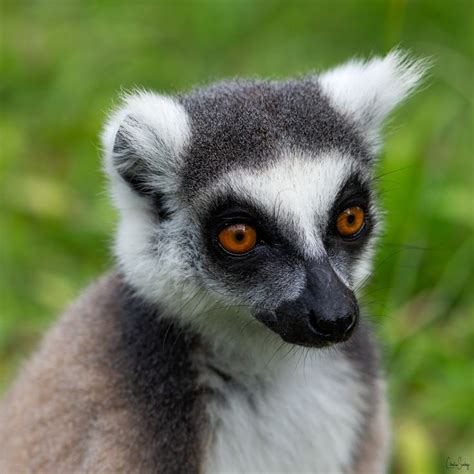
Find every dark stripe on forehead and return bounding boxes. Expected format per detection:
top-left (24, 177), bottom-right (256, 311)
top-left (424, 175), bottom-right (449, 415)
top-left (179, 78), bottom-right (369, 197)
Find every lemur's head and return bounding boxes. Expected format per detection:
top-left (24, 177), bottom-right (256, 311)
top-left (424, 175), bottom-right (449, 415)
top-left (103, 51), bottom-right (425, 349)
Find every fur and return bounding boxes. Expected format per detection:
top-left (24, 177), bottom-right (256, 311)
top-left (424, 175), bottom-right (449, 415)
top-left (319, 50), bottom-right (427, 152)
top-left (179, 77), bottom-right (369, 198)
top-left (0, 273), bottom-right (209, 474)
top-left (0, 273), bottom-right (387, 474)
top-left (0, 50), bottom-right (426, 473)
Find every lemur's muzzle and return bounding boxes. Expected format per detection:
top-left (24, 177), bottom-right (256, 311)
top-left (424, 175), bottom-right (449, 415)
top-left (257, 258), bottom-right (359, 347)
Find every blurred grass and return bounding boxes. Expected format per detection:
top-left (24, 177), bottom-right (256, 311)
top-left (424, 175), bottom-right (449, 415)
top-left (1, 0), bottom-right (473, 472)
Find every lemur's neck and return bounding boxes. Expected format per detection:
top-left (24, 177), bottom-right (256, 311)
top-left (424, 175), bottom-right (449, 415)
top-left (117, 271), bottom-right (377, 382)
top-left (189, 302), bottom-right (302, 376)
top-left (118, 272), bottom-right (303, 377)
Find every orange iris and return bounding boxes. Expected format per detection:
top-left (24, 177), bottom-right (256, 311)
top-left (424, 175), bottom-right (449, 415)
top-left (218, 223), bottom-right (257, 254)
top-left (336, 206), bottom-right (365, 238)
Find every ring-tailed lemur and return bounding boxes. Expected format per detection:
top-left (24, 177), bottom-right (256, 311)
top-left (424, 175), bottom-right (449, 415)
top-left (0, 51), bottom-right (426, 474)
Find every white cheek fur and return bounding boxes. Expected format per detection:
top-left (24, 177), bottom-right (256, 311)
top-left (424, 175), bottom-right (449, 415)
top-left (102, 90), bottom-right (205, 316)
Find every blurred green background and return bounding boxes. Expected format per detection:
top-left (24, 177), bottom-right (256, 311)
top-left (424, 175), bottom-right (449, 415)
top-left (1, 0), bottom-right (473, 472)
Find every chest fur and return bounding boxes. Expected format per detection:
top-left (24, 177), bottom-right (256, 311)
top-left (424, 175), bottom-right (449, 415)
top-left (203, 354), bottom-right (369, 474)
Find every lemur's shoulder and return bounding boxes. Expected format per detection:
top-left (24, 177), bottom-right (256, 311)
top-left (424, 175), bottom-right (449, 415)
top-left (0, 272), bottom-right (209, 474)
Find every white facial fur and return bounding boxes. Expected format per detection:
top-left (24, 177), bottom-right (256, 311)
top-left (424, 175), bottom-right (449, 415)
top-left (216, 149), bottom-right (365, 258)
top-left (101, 92), bottom-right (211, 341)
top-left (196, 148), bottom-right (378, 292)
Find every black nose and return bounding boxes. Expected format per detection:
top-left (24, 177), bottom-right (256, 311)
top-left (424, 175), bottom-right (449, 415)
top-left (256, 257), bottom-right (360, 347)
top-left (307, 308), bottom-right (358, 343)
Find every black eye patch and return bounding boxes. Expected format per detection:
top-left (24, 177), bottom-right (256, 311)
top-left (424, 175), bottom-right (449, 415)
top-left (325, 176), bottom-right (374, 245)
top-left (201, 195), bottom-right (301, 265)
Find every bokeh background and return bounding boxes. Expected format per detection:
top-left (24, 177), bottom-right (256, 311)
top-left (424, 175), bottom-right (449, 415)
top-left (1, 1), bottom-right (473, 472)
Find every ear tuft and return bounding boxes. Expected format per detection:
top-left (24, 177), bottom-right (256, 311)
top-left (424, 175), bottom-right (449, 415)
top-left (319, 49), bottom-right (430, 150)
top-left (102, 91), bottom-right (190, 201)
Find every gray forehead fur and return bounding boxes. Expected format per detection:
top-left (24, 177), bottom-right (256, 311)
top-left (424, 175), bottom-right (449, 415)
top-left (178, 78), bottom-right (370, 198)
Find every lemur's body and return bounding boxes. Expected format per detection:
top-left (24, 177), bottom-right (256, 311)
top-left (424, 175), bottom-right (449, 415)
top-left (1, 273), bottom-right (385, 473)
top-left (0, 52), bottom-right (425, 473)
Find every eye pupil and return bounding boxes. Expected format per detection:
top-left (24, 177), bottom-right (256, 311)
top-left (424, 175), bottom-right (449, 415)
top-left (347, 214), bottom-right (355, 225)
top-left (235, 232), bottom-right (244, 242)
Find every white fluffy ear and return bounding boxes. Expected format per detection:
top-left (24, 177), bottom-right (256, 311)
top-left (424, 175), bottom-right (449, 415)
top-left (102, 91), bottom-right (190, 212)
top-left (319, 50), bottom-right (428, 150)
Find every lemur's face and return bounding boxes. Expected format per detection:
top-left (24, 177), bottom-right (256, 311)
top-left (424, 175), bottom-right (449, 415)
top-left (194, 151), bottom-right (376, 347)
top-left (103, 52), bottom-right (424, 348)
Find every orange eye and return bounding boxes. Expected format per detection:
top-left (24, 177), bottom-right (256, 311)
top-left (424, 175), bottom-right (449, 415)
top-left (217, 223), bottom-right (257, 254)
top-left (336, 206), bottom-right (365, 238)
